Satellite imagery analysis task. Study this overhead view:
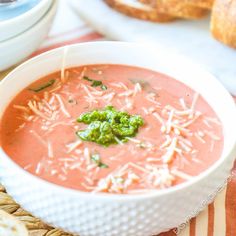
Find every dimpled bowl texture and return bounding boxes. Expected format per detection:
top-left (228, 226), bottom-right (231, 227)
top-left (0, 42), bottom-right (236, 236)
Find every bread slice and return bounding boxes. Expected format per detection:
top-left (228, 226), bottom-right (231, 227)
top-left (139, 0), bottom-right (209, 19)
top-left (0, 210), bottom-right (28, 236)
top-left (104, 0), bottom-right (175, 22)
top-left (211, 0), bottom-right (236, 48)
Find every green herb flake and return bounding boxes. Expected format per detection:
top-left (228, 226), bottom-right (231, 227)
top-left (91, 154), bottom-right (109, 168)
top-left (98, 163), bottom-right (109, 168)
top-left (83, 76), bottom-right (93, 82)
top-left (82, 76), bottom-right (107, 90)
top-left (91, 80), bottom-right (102, 87)
top-left (76, 106), bottom-right (144, 146)
top-left (101, 84), bottom-right (107, 90)
top-left (68, 99), bottom-right (77, 104)
top-left (29, 79), bottom-right (55, 93)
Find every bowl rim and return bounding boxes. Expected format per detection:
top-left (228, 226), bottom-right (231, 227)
top-left (1, 41), bottom-right (236, 201)
top-left (0, 0), bottom-right (52, 27)
top-left (0, 0), bottom-right (57, 47)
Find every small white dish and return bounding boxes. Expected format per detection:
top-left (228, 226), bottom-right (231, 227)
top-left (0, 0), bottom-right (57, 71)
top-left (0, 0), bottom-right (53, 42)
top-left (0, 42), bottom-right (235, 236)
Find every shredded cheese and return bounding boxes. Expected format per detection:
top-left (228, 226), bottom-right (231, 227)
top-left (171, 169), bottom-right (192, 180)
top-left (162, 137), bottom-right (178, 164)
top-left (47, 141), bottom-right (54, 158)
top-left (10, 65), bottom-right (222, 194)
top-left (61, 46), bottom-right (69, 83)
top-left (66, 140), bottom-right (82, 153)
top-left (54, 94), bottom-right (71, 118)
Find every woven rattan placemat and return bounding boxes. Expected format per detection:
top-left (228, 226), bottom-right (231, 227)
top-left (0, 184), bottom-right (72, 236)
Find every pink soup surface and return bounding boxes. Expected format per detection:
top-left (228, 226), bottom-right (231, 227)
top-left (0, 65), bottom-right (223, 194)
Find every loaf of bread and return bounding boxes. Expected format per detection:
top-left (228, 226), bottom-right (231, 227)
top-left (104, 0), bottom-right (236, 49)
top-left (104, 0), bottom-right (175, 22)
top-left (0, 210), bottom-right (28, 236)
top-left (211, 0), bottom-right (236, 48)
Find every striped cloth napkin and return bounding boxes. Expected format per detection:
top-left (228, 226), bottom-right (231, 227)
top-left (2, 0), bottom-right (236, 235)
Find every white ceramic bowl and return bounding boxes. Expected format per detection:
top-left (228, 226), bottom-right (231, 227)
top-left (0, 42), bottom-right (236, 236)
top-left (0, 0), bottom-right (57, 71)
top-left (0, 0), bottom-right (53, 42)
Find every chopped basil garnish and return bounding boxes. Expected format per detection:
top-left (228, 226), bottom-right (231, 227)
top-left (101, 84), bottom-right (107, 90)
top-left (83, 76), bottom-right (107, 90)
top-left (68, 99), bottom-right (77, 104)
top-left (76, 106), bottom-right (144, 146)
top-left (91, 80), bottom-right (102, 87)
top-left (91, 154), bottom-right (109, 168)
top-left (83, 76), bottom-right (93, 82)
top-left (99, 163), bottom-right (109, 168)
top-left (29, 79), bottom-right (55, 93)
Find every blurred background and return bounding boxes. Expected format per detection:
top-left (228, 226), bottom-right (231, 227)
top-left (0, 0), bottom-right (236, 94)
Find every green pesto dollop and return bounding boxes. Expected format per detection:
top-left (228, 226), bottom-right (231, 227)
top-left (76, 106), bottom-right (144, 146)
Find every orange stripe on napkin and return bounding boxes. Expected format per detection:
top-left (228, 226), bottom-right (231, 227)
top-left (158, 230), bottom-right (176, 236)
top-left (226, 161), bottom-right (236, 236)
top-left (31, 32), bottom-right (103, 57)
top-left (189, 218), bottom-right (196, 236)
top-left (208, 203), bottom-right (214, 236)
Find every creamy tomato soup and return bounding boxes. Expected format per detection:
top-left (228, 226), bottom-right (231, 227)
top-left (0, 65), bottom-right (223, 194)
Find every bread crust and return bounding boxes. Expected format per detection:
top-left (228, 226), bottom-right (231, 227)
top-left (139, 0), bottom-right (209, 19)
top-left (186, 0), bottom-right (214, 9)
top-left (141, 0), bottom-right (214, 9)
top-left (211, 0), bottom-right (236, 48)
top-left (104, 0), bottom-right (175, 22)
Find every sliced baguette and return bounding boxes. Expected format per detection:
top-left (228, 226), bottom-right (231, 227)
top-left (104, 0), bottom-right (175, 22)
top-left (211, 0), bottom-right (236, 48)
top-left (139, 0), bottom-right (209, 19)
top-left (0, 210), bottom-right (28, 236)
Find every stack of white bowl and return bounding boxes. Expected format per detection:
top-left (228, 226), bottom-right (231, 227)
top-left (0, 0), bottom-right (58, 71)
